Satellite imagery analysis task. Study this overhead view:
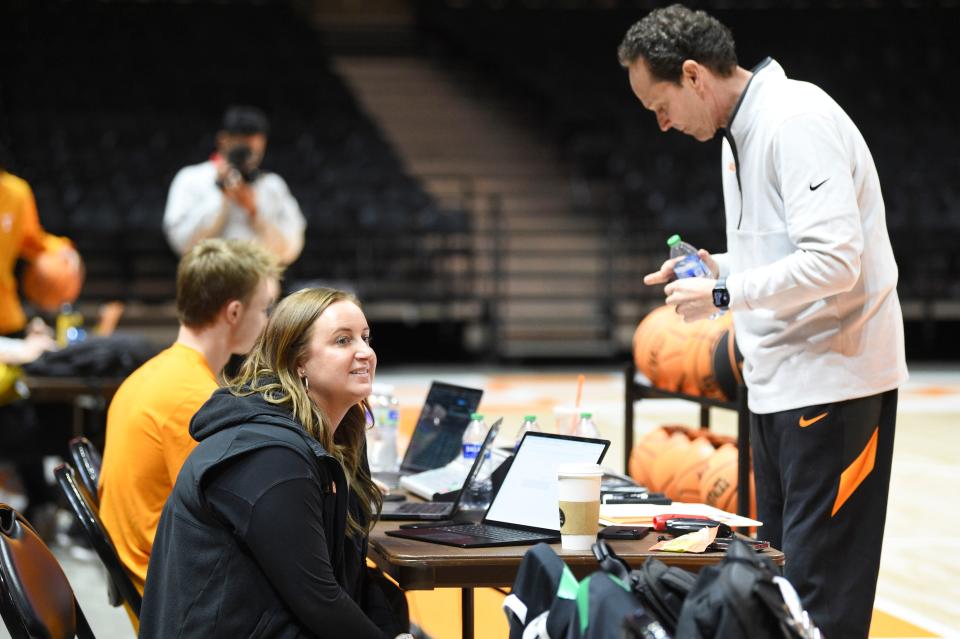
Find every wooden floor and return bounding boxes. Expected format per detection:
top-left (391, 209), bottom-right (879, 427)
top-left (4, 364), bottom-right (955, 638)
top-left (386, 365), bottom-right (960, 639)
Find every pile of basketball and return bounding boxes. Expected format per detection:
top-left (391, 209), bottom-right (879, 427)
top-left (632, 305), bottom-right (743, 401)
top-left (628, 424), bottom-right (755, 516)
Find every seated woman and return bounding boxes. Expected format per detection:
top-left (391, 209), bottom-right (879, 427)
top-left (139, 288), bottom-right (410, 638)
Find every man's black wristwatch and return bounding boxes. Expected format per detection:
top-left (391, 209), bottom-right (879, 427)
top-left (713, 277), bottom-right (730, 311)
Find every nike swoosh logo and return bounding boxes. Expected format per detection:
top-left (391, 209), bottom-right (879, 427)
top-left (799, 412), bottom-right (828, 427)
top-left (809, 179), bottom-right (829, 191)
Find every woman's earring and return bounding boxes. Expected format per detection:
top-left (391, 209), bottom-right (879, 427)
top-left (300, 375), bottom-right (309, 391)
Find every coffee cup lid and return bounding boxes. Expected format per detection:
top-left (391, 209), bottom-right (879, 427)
top-left (557, 463), bottom-right (603, 477)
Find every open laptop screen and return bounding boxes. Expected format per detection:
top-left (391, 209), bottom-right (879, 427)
top-left (400, 382), bottom-right (483, 473)
top-left (484, 432), bottom-right (609, 531)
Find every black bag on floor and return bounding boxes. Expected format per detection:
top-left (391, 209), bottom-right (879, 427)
top-left (575, 570), bottom-right (665, 639)
top-left (593, 539), bottom-right (695, 637)
top-left (675, 539), bottom-right (821, 639)
top-left (506, 542), bottom-right (667, 639)
top-left (504, 542), bottom-right (579, 639)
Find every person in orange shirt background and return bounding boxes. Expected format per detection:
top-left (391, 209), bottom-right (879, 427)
top-left (98, 238), bottom-right (281, 598)
top-left (0, 138), bottom-right (82, 532)
top-left (0, 142), bottom-right (83, 338)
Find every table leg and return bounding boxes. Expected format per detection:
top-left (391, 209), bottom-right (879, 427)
top-left (461, 587), bottom-right (474, 639)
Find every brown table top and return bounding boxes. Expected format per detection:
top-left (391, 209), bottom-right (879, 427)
top-left (22, 375), bottom-right (124, 403)
top-left (368, 520), bottom-right (784, 590)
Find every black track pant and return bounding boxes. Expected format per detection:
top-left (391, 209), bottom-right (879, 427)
top-left (751, 389), bottom-right (897, 639)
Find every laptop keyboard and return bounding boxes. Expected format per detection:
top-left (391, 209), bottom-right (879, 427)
top-left (395, 502), bottom-right (450, 514)
top-left (440, 524), bottom-right (547, 541)
top-left (401, 465), bottom-right (468, 500)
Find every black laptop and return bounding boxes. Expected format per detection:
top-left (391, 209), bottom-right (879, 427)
top-left (379, 418), bottom-right (502, 521)
top-left (373, 381), bottom-right (483, 488)
top-left (385, 431), bottom-right (610, 548)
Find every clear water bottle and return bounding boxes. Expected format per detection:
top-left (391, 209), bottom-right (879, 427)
top-left (514, 415), bottom-right (540, 451)
top-left (367, 383), bottom-right (399, 472)
top-left (667, 234), bottom-right (724, 318)
top-left (462, 413), bottom-right (493, 510)
top-left (573, 412), bottom-right (601, 438)
top-left (56, 303), bottom-right (85, 348)
top-left (667, 234), bottom-right (712, 279)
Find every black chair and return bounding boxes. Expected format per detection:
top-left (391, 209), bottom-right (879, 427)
top-left (0, 503), bottom-right (96, 639)
top-left (53, 465), bottom-right (141, 619)
top-left (67, 438), bottom-right (102, 505)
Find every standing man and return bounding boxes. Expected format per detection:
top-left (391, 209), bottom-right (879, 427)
top-left (163, 106), bottom-right (306, 265)
top-left (99, 239), bottom-right (281, 594)
top-left (621, 5), bottom-right (907, 637)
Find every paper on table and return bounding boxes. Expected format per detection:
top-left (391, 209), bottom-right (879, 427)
top-left (650, 525), bottom-right (718, 553)
top-left (599, 502), bottom-right (762, 528)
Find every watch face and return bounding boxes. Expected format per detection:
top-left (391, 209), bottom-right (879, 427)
top-left (713, 289), bottom-right (730, 308)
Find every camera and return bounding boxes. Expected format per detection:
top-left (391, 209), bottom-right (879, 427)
top-left (222, 145), bottom-right (261, 184)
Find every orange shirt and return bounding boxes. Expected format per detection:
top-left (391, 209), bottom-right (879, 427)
top-left (98, 343), bottom-right (218, 591)
top-left (0, 172), bottom-right (60, 334)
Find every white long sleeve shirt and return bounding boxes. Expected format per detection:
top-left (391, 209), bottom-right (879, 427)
top-left (711, 59), bottom-right (907, 414)
top-left (163, 160), bottom-right (306, 265)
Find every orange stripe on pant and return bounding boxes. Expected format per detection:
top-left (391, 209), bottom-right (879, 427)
top-left (831, 426), bottom-right (879, 517)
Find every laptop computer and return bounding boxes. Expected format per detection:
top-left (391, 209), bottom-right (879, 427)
top-left (380, 418), bottom-right (502, 521)
top-left (385, 431), bottom-right (610, 548)
top-left (373, 381), bottom-right (483, 488)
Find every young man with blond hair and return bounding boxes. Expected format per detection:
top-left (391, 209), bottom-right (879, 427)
top-left (99, 238), bottom-right (282, 594)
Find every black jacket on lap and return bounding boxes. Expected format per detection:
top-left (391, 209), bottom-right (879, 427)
top-left (139, 387), bottom-right (395, 639)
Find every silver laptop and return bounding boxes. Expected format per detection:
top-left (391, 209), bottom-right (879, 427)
top-left (379, 418), bottom-right (502, 521)
top-left (386, 431), bottom-right (610, 547)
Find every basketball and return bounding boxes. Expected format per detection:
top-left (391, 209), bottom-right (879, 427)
top-left (628, 426), bottom-right (668, 488)
top-left (21, 245), bottom-right (84, 312)
top-left (683, 312), bottom-right (734, 399)
top-left (647, 430), bottom-right (692, 493)
top-left (699, 443), bottom-right (756, 517)
top-left (711, 326), bottom-right (744, 401)
top-left (660, 435), bottom-right (716, 502)
top-left (633, 306), bottom-right (689, 392)
top-left (633, 306), bottom-right (742, 399)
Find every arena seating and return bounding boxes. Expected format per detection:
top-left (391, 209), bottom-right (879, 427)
top-left (417, 3), bottom-right (960, 308)
top-left (1, 1), bottom-right (471, 306)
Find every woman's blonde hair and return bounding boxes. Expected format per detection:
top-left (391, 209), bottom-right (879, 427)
top-left (227, 287), bottom-right (381, 536)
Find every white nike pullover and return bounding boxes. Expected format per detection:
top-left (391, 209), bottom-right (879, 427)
top-left (711, 59), bottom-right (908, 413)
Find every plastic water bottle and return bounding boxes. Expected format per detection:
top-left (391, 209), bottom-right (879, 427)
top-left (56, 303), bottom-right (85, 348)
top-left (667, 234), bottom-right (712, 279)
top-left (514, 415), bottom-right (540, 451)
top-left (462, 413), bottom-right (493, 510)
top-left (573, 412), bottom-right (601, 438)
top-left (367, 383), bottom-right (399, 472)
top-left (667, 234), bottom-right (724, 318)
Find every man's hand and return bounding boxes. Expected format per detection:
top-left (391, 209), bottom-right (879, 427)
top-left (665, 277), bottom-right (717, 322)
top-left (643, 256), bottom-right (681, 286)
top-left (215, 159), bottom-right (255, 216)
top-left (230, 183), bottom-right (257, 218)
top-left (643, 249), bottom-right (717, 285)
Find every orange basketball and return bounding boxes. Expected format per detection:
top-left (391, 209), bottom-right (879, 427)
top-left (628, 426), bottom-right (669, 488)
top-left (661, 436), bottom-right (716, 502)
top-left (22, 246), bottom-right (84, 312)
top-left (683, 313), bottom-right (733, 399)
top-left (632, 306), bottom-right (692, 393)
top-left (647, 430), bottom-right (692, 493)
top-left (711, 326), bottom-right (744, 401)
top-left (699, 444), bottom-right (756, 517)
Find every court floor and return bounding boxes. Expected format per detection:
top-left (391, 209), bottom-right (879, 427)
top-left (5, 363), bottom-right (957, 638)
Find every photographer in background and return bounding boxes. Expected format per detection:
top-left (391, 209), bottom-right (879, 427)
top-left (163, 106), bottom-right (306, 265)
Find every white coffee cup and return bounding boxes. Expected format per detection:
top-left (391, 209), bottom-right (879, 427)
top-left (557, 462), bottom-right (603, 551)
